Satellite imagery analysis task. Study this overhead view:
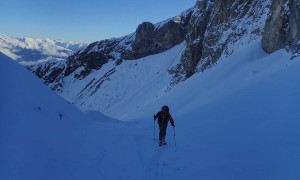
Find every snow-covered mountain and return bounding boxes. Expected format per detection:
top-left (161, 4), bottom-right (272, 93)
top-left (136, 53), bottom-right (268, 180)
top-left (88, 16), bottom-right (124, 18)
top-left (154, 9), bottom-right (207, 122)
top-left (2, 0), bottom-right (300, 179)
top-left (0, 34), bottom-right (88, 65)
top-left (2, 42), bottom-right (300, 180)
top-left (27, 0), bottom-right (300, 119)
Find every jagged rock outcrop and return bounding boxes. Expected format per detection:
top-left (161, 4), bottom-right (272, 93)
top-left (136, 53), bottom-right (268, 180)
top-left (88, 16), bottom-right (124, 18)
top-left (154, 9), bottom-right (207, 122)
top-left (262, 0), bottom-right (289, 53)
top-left (127, 21), bottom-right (186, 59)
top-left (64, 39), bottom-right (118, 78)
top-left (130, 22), bottom-right (155, 58)
top-left (262, 0), bottom-right (300, 53)
top-left (29, 60), bottom-right (65, 91)
top-left (179, 0), bottom-right (270, 78)
top-left (181, 0), bottom-right (213, 78)
top-left (288, 0), bottom-right (300, 50)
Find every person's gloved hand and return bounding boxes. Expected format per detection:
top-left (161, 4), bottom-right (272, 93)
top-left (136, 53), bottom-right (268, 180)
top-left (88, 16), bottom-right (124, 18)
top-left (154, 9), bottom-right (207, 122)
top-left (153, 114), bottom-right (156, 120)
top-left (172, 123), bottom-right (175, 127)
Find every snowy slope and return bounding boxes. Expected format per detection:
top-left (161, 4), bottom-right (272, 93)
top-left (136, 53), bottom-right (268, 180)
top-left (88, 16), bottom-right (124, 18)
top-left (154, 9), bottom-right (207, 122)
top-left (123, 40), bottom-right (299, 120)
top-left (2, 37), bottom-right (300, 179)
top-left (60, 42), bottom-right (186, 117)
top-left (127, 41), bottom-right (300, 179)
top-left (0, 34), bottom-right (87, 65)
top-left (0, 53), bottom-right (143, 180)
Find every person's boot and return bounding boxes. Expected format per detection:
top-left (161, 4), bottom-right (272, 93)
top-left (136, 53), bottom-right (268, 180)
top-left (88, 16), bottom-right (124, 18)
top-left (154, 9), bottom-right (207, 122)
top-left (162, 138), bottom-right (167, 145)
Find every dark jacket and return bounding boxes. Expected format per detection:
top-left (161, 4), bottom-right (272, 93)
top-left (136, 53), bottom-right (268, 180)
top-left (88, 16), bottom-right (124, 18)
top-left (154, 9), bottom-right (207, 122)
top-left (154, 111), bottom-right (175, 126)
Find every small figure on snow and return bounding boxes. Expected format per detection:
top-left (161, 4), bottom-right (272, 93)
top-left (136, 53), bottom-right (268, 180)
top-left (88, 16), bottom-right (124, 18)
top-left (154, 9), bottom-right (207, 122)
top-left (153, 105), bottom-right (175, 146)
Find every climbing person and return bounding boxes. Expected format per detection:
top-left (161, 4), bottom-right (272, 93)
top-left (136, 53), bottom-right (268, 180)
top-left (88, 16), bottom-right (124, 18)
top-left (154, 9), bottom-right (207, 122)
top-left (153, 105), bottom-right (175, 146)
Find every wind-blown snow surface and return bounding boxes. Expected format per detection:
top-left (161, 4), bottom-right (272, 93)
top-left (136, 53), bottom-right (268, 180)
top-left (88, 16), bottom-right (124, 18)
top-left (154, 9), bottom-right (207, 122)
top-left (0, 53), bottom-right (142, 180)
top-left (1, 36), bottom-right (300, 180)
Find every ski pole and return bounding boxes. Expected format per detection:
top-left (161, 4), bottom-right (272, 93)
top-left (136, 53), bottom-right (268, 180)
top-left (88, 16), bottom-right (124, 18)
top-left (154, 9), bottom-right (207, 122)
top-left (173, 127), bottom-right (176, 146)
top-left (153, 115), bottom-right (156, 140)
top-left (154, 120), bottom-right (156, 140)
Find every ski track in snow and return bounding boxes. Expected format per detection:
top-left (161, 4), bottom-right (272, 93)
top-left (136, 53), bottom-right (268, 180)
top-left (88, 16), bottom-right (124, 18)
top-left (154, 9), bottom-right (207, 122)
top-left (130, 121), bottom-right (184, 180)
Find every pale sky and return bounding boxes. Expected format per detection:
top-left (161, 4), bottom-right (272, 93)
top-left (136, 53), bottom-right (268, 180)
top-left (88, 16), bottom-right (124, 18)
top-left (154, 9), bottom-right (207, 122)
top-left (1, 0), bottom-right (196, 43)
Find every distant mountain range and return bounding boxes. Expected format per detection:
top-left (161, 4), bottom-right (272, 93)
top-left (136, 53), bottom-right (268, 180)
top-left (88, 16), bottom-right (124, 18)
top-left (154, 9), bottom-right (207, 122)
top-left (0, 34), bottom-right (88, 65)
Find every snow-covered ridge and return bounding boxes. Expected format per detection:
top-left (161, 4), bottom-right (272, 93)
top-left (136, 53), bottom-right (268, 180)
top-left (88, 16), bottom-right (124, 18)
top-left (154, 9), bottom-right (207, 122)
top-left (0, 34), bottom-right (88, 65)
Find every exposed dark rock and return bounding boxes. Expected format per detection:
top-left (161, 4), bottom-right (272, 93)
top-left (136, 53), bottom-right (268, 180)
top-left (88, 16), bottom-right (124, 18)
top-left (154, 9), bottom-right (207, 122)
top-left (44, 67), bottom-right (65, 83)
top-left (262, 0), bottom-right (300, 53)
top-left (152, 21), bottom-right (186, 53)
top-left (131, 22), bottom-right (155, 57)
top-left (262, 0), bottom-right (289, 53)
top-left (85, 52), bottom-right (108, 69)
top-left (288, 0), bottom-right (300, 51)
top-left (64, 42), bottom-right (114, 79)
top-left (127, 20), bottom-right (186, 59)
top-left (30, 62), bottom-right (64, 84)
top-left (181, 0), bottom-right (213, 78)
top-left (115, 58), bottom-right (123, 66)
top-left (181, 0), bottom-right (268, 78)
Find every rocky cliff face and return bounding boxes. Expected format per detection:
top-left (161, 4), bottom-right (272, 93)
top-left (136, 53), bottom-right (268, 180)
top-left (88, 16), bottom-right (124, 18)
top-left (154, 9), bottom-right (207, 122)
top-left (180, 0), bottom-right (270, 78)
top-left (262, 0), bottom-right (300, 53)
top-left (126, 20), bottom-right (186, 59)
